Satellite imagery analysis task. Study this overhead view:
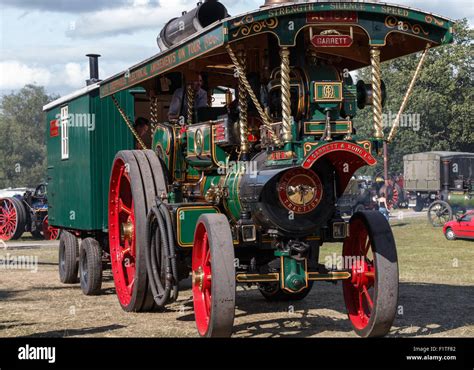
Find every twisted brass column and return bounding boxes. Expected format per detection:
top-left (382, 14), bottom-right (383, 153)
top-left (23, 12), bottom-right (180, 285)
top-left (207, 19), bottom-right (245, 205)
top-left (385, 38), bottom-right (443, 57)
top-left (226, 45), bottom-right (281, 147)
top-left (186, 84), bottom-right (195, 125)
top-left (280, 46), bottom-right (292, 143)
top-left (370, 48), bottom-right (384, 139)
top-left (150, 96), bottom-right (159, 131)
top-left (237, 50), bottom-right (249, 157)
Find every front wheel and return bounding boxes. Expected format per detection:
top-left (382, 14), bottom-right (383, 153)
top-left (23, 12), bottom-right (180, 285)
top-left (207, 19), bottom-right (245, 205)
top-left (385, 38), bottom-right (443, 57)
top-left (343, 211), bottom-right (398, 337)
top-left (428, 201), bottom-right (452, 227)
top-left (192, 214), bottom-right (235, 338)
top-left (445, 227), bottom-right (456, 241)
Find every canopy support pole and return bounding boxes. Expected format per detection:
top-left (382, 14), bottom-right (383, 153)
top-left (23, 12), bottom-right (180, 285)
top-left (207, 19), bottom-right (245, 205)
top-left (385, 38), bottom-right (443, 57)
top-left (237, 49), bottom-right (249, 160)
top-left (186, 84), bottom-right (195, 125)
top-left (387, 44), bottom-right (430, 143)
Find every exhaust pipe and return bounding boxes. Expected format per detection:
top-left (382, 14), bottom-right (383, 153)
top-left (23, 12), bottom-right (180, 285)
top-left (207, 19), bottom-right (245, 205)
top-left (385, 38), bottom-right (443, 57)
top-left (157, 0), bottom-right (228, 51)
top-left (442, 159), bottom-right (450, 199)
top-left (86, 54), bottom-right (101, 86)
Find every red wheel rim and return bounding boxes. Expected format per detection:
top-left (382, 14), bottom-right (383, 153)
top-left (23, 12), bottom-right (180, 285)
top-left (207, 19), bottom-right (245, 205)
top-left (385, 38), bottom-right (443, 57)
top-left (109, 158), bottom-right (137, 307)
top-left (43, 216), bottom-right (60, 240)
top-left (0, 198), bottom-right (18, 241)
top-left (343, 218), bottom-right (376, 330)
top-left (192, 222), bottom-right (212, 336)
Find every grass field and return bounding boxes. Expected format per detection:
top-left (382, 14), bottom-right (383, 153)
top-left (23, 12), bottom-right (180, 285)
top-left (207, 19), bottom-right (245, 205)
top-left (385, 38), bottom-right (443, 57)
top-left (0, 216), bottom-right (473, 338)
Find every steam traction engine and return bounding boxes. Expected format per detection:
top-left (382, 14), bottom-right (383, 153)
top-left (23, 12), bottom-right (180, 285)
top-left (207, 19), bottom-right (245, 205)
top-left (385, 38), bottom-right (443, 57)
top-left (404, 152), bottom-right (474, 226)
top-left (54, 0), bottom-right (453, 337)
top-left (0, 184), bottom-right (59, 241)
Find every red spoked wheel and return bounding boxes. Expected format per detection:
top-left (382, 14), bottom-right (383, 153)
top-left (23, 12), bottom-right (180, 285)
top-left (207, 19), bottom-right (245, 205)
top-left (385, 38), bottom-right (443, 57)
top-left (0, 197), bottom-right (26, 241)
top-left (192, 214), bottom-right (235, 337)
top-left (343, 211), bottom-right (398, 337)
top-left (43, 216), bottom-right (60, 240)
top-left (390, 186), bottom-right (399, 210)
top-left (109, 150), bottom-right (166, 312)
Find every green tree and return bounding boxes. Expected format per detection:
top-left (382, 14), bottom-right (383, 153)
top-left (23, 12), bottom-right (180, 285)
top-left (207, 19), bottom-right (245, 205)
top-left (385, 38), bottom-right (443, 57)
top-left (0, 85), bottom-right (59, 188)
top-left (355, 18), bottom-right (473, 176)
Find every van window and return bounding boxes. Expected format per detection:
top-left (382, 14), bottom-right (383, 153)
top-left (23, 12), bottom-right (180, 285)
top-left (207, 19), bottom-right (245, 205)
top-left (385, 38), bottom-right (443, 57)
top-left (61, 106), bottom-right (69, 160)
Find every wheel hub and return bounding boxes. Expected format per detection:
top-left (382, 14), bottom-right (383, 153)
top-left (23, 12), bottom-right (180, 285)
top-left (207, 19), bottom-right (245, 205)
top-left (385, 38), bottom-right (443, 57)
top-left (192, 266), bottom-right (204, 291)
top-left (121, 220), bottom-right (134, 242)
top-left (350, 260), bottom-right (372, 289)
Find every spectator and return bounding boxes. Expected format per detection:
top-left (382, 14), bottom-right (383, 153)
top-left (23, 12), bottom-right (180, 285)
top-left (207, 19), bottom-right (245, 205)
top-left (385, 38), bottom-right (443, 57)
top-left (134, 117), bottom-right (152, 149)
top-left (378, 192), bottom-right (390, 221)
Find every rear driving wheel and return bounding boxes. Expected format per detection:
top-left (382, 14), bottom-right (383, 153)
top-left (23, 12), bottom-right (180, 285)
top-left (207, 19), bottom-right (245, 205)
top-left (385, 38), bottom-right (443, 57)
top-left (343, 211), bottom-right (398, 337)
top-left (109, 152), bottom-right (147, 311)
top-left (109, 150), bottom-right (166, 312)
top-left (0, 197), bottom-right (26, 241)
top-left (192, 214), bottom-right (235, 337)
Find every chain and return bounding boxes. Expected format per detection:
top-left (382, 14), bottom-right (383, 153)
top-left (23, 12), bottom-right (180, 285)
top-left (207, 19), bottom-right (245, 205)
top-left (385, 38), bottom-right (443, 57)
top-left (111, 95), bottom-right (146, 150)
top-left (226, 44), bottom-right (281, 147)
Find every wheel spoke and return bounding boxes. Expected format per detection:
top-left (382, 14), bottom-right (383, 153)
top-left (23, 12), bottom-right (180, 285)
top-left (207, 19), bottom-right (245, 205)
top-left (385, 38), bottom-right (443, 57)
top-left (203, 289), bottom-right (211, 318)
top-left (126, 278), bottom-right (135, 294)
top-left (363, 238), bottom-right (371, 256)
top-left (201, 231), bottom-right (208, 263)
top-left (358, 291), bottom-right (365, 318)
top-left (203, 248), bottom-right (211, 266)
top-left (120, 200), bottom-right (132, 216)
top-left (362, 286), bottom-right (374, 309)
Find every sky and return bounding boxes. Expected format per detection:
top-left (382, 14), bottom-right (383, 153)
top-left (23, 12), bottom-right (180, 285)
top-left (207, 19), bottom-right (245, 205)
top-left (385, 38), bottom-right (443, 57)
top-left (0, 0), bottom-right (472, 97)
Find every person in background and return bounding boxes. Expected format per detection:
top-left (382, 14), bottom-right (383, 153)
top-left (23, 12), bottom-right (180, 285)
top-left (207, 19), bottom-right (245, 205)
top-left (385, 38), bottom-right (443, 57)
top-left (134, 117), bottom-right (152, 149)
top-left (378, 192), bottom-right (390, 221)
top-left (168, 73), bottom-right (208, 121)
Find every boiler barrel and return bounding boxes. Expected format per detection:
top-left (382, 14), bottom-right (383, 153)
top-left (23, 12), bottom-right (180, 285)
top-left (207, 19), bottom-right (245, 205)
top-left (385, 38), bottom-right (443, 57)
top-left (157, 0), bottom-right (228, 51)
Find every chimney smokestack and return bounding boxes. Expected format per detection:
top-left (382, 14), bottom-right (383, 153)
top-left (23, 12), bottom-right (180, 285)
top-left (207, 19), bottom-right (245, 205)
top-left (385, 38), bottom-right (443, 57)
top-left (86, 54), bottom-right (101, 86)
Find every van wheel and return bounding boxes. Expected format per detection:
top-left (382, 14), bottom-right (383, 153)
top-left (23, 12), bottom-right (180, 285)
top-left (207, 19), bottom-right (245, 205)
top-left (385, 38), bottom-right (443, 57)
top-left (80, 238), bottom-right (103, 295)
top-left (59, 230), bottom-right (79, 284)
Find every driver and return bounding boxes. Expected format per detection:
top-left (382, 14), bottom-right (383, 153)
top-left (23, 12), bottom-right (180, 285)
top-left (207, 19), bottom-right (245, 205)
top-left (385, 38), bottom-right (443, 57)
top-left (168, 73), bottom-right (208, 121)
